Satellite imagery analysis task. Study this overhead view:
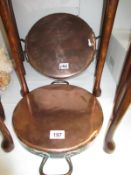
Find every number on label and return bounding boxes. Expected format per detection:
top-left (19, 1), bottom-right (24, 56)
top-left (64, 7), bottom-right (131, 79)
top-left (50, 130), bottom-right (65, 139)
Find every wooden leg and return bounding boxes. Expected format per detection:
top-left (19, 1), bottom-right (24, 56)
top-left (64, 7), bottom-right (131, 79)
top-left (93, 0), bottom-right (119, 97)
top-left (0, 101), bottom-right (5, 121)
top-left (7, 0), bottom-right (25, 63)
top-left (114, 44), bottom-right (131, 102)
top-left (0, 0), bottom-right (29, 96)
top-left (104, 79), bottom-right (131, 153)
top-left (0, 101), bottom-right (14, 152)
top-left (104, 43), bottom-right (131, 153)
top-left (0, 119), bottom-right (14, 152)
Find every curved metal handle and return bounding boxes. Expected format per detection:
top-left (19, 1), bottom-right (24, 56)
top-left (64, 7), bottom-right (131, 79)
top-left (20, 38), bottom-right (29, 62)
top-left (39, 155), bottom-right (73, 175)
top-left (20, 38), bottom-right (25, 43)
top-left (51, 80), bottom-right (69, 85)
top-left (95, 35), bottom-right (101, 40)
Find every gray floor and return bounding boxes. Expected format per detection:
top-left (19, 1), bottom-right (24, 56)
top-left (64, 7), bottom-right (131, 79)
top-left (0, 61), bottom-right (131, 175)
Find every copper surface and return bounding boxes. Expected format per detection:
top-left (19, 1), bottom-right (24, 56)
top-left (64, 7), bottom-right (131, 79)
top-left (25, 13), bottom-right (96, 78)
top-left (13, 84), bottom-right (103, 155)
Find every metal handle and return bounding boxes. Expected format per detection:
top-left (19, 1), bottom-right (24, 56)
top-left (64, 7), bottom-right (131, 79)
top-left (95, 35), bottom-right (101, 40)
top-left (20, 38), bottom-right (25, 43)
top-left (39, 155), bottom-right (73, 175)
top-left (51, 80), bottom-right (69, 85)
top-left (20, 38), bottom-right (29, 62)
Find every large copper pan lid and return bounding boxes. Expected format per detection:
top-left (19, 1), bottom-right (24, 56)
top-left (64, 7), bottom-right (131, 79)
top-left (26, 13), bottom-right (96, 78)
top-left (12, 84), bottom-right (103, 156)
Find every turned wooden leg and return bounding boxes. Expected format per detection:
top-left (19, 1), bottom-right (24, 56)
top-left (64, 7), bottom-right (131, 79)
top-left (0, 101), bottom-right (5, 121)
top-left (7, 0), bottom-right (25, 63)
top-left (0, 0), bottom-right (29, 96)
top-left (0, 119), bottom-right (14, 152)
top-left (0, 100), bottom-right (14, 152)
top-left (104, 79), bottom-right (131, 153)
top-left (93, 0), bottom-right (119, 97)
top-left (0, 0), bottom-right (25, 73)
top-left (104, 43), bottom-right (131, 153)
top-left (114, 44), bottom-right (131, 102)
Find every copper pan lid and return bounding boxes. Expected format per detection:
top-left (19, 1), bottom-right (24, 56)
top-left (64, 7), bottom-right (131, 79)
top-left (26, 13), bottom-right (96, 78)
top-left (13, 84), bottom-right (103, 155)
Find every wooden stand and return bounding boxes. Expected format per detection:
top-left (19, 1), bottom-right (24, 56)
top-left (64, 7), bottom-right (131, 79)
top-left (104, 43), bottom-right (131, 153)
top-left (0, 0), bottom-right (120, 154)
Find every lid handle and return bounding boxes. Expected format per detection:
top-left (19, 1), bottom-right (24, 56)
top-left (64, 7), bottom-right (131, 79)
top-left (39, 155), bottom-right (73, 175)
top-left (51, 80), bottom-right (69, 85)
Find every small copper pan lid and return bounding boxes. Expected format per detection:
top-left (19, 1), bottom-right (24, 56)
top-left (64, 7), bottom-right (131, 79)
top-left (26, 13), bottom-right (96, 78)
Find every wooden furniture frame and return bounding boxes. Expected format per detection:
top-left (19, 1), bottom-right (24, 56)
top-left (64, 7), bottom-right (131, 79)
top-left (0, 0), bottom-right (119, 156)
top-left (104, 43), bottom-right (131, 153)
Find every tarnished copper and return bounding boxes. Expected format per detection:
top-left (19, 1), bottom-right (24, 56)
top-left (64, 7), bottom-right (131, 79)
top-left (13, 84), bottom-right (103, 155)
top-left (25, 13), bottom-right (96, 78)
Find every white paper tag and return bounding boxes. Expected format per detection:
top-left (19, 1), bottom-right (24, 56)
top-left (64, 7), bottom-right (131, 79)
top-left (49, 130), bottom-right (65, 139)
top-left (59, 63), bottom-right (69, 70)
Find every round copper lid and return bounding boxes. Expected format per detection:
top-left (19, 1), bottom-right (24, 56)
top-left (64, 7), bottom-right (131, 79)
top-left (26, 13), bottom-right (96, 78)
top-left (12, 84), bottom-right (103, 155)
